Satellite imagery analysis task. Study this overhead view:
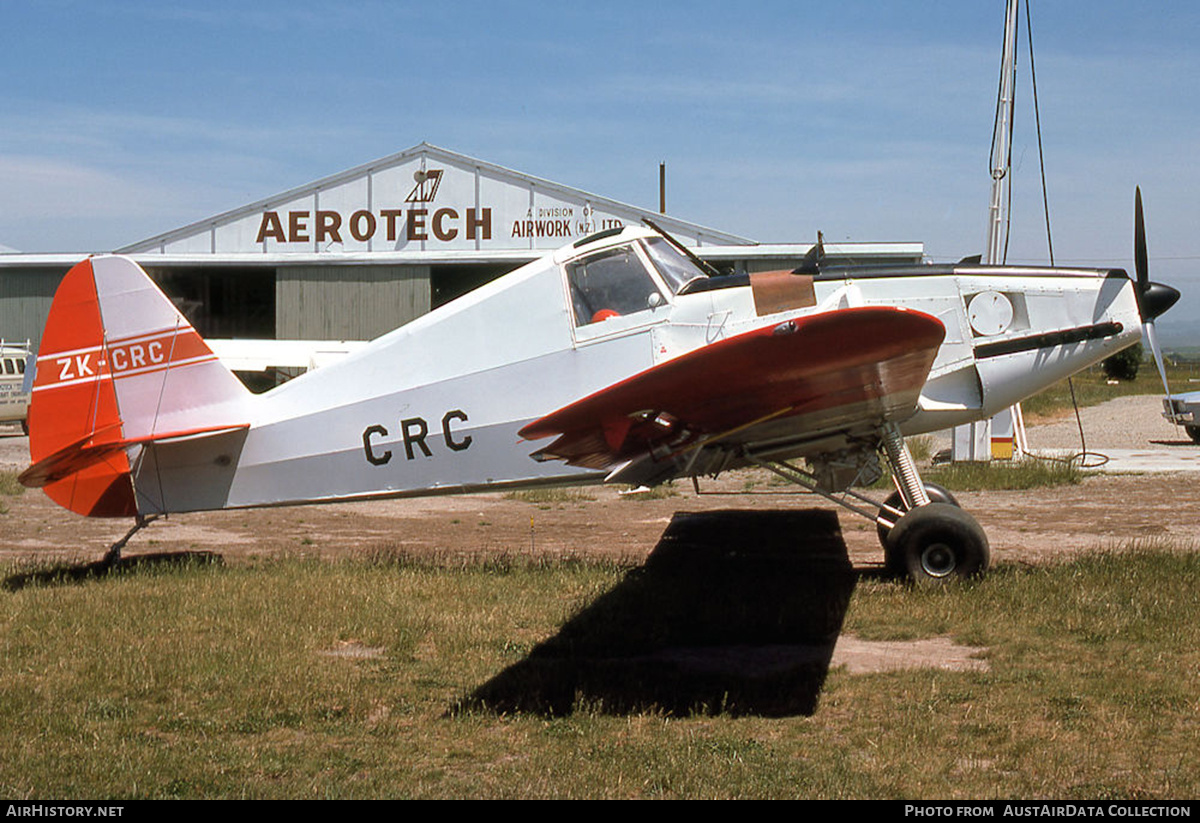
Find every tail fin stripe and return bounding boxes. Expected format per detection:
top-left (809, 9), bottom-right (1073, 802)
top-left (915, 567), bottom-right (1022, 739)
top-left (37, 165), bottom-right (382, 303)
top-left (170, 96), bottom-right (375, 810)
top-left (30, 329), bottom-right (220, 392)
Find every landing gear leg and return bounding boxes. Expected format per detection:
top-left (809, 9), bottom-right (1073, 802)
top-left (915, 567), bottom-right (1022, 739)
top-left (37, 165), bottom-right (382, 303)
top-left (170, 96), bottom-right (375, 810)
top-left (877, 424), bottom-right (989, 584)
top-left (740, 423), bottom-right (990, 585)
top-left (879, 423), bottom-right (929, 510)
top-left (100, 515), bottom-right (158, 568)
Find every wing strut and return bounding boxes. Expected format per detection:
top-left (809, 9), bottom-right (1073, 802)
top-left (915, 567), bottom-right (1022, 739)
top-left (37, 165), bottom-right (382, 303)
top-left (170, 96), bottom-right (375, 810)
top-left (741, 453), bottom-right (886, 524)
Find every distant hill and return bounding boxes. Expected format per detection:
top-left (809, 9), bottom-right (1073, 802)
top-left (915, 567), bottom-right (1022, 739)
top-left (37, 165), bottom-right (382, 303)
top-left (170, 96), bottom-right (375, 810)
top-left (1163, 347), bottom-right (1200, 363)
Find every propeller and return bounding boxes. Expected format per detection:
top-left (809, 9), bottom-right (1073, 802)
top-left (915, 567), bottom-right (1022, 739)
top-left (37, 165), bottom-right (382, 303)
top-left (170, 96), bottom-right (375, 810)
top-left (1132, 187), bottom-right (1181, 404)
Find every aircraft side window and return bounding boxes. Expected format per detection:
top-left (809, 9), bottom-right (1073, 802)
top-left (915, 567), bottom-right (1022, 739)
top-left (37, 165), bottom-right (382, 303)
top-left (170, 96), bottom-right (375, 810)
top-left (566, 245), bottom-right (665, 326)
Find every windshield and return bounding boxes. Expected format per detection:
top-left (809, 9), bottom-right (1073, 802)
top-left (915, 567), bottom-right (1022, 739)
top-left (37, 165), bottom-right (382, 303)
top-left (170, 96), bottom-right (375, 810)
top-left (641, 237), bottom-right (707, 294)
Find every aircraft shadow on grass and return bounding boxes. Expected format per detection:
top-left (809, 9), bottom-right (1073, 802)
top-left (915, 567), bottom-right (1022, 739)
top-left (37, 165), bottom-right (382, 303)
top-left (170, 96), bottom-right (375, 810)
top-left (2, 551), bottom-right (222, 592)
top-left (457, 509), bottom-right (858, 718)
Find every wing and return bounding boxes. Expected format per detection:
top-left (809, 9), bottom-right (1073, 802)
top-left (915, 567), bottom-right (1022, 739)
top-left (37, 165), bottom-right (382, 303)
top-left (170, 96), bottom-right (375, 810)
top-left (518, 306), bottom-right (945, 476)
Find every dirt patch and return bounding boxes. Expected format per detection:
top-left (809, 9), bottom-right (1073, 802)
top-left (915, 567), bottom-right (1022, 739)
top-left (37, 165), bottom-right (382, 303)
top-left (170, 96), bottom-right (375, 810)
top-left (4, 469), bottom-right (1194, 570)
top-left (832, 635), bottom-right (990, 674)
top-left (318, 641), bottom-right (387, 660)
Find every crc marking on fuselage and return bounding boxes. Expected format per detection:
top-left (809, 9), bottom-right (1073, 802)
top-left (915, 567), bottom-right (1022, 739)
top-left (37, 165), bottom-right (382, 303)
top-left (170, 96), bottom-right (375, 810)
top-left (362, 409), bottom-right (473, 466)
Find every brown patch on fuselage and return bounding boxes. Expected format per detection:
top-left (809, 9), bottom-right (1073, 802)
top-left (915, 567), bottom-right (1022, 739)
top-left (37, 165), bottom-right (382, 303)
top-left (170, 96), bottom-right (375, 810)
top-left (750, 270), bottom-right (816, 316)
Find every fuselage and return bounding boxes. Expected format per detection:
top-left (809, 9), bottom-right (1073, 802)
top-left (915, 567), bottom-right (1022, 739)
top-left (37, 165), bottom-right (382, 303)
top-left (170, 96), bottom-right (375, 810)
top-left (129, 228), bottom-right (1143, 514)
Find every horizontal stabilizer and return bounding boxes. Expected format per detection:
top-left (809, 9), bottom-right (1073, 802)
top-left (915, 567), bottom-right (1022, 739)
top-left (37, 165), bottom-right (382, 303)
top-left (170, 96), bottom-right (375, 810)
top-left (20, 423), bottom-right (250, 489)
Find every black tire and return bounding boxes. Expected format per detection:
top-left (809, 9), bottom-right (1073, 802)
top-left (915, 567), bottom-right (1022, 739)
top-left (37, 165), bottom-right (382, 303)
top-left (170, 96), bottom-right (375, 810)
top-left (884, 502), bottom-right (990, 585)
top-left (20, 418), bottom-right (28, 436)
top-left (1186, 425), bottom-right (1200, 445)
top-left (876, 482), bottom-right (960, 548)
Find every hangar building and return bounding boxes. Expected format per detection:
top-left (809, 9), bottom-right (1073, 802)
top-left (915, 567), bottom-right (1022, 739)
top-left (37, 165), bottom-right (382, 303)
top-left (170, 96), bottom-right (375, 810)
top-left (0, 143), bottom-right (922, 356)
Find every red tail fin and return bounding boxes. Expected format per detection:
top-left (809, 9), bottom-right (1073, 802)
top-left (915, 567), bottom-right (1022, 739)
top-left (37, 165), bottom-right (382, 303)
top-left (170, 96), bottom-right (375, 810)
top-left (21, 256), bottom-right (250, 517)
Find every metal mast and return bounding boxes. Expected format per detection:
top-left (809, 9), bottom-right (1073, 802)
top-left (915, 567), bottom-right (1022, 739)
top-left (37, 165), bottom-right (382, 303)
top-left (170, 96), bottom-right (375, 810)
top-left (953, 0), bottom-right (1022, 463)
top-left (986, 0), bottom-right (1020, 265)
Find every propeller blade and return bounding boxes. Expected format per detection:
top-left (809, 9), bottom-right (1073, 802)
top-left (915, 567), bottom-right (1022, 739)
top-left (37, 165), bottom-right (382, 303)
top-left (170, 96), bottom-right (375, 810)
top-left (1143, 320), bottom-right (1172, 402)
top-left (1130, 188), bottom-right (1177, 411)
top-left (1135, 186), bottom-right (1148, 291)
top-left (1131, 187), bottom-right (1179, 321)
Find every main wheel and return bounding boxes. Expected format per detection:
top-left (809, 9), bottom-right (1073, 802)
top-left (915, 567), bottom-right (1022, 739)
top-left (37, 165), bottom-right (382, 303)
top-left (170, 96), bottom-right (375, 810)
top-left (876, 482), bottom-right (960, 549)
top-left (1185, 424), bottom-right (1200, 445)
top-left (884, 502), bottom-right (989, 585)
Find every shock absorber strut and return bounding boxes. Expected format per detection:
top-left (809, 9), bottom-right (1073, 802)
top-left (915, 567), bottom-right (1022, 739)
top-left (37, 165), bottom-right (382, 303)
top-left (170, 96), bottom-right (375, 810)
top-left (880, 422), bottom-right (930, 510)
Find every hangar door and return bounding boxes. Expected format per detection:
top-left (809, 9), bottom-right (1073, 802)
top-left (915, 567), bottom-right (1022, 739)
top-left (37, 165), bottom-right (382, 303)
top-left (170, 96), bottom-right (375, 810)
top-left (151, 267), bottom-right (276, 339)
top-left (275, 265), bottom-right (431, 341)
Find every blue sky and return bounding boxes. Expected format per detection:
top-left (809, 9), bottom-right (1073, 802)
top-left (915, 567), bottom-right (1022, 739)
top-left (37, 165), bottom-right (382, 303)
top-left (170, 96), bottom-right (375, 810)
top-left (3, 1), bottom-right (1199, 337)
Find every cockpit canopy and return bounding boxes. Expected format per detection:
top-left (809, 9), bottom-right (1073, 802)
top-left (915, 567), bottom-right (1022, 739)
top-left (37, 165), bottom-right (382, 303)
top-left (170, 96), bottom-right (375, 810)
top-left (563, 232), bottom-right (707, 327)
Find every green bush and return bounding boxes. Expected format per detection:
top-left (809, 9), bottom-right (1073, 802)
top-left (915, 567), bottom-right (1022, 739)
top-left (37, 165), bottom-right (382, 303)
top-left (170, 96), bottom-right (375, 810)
top-left (1101, 342), bottom-right (1143, 381)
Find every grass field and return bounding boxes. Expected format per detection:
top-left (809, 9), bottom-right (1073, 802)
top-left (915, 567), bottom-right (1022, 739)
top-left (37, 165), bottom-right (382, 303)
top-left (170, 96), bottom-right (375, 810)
top-left (2, 547), bottom-right (1198, 799)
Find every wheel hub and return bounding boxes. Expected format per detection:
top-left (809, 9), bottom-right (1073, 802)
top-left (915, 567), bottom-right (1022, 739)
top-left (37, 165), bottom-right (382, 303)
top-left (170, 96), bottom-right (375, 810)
top-left (920, 542), bottom-right (958, 578)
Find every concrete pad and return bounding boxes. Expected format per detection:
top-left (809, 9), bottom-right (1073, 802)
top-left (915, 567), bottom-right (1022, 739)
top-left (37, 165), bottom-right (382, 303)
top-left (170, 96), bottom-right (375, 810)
top-left (1030, 446), bottom-right (1200, 473)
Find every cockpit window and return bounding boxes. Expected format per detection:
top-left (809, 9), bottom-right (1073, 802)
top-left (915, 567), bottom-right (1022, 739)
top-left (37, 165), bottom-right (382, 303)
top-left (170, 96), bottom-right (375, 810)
top-left (641, 236), bottom-right (706, 294)
top-left (566, 244), bottom-right (665, 326)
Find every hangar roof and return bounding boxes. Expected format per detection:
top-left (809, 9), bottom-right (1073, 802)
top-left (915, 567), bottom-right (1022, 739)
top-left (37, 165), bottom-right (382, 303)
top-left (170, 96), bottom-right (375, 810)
top-left (119, 143), bottom-right (755, 258)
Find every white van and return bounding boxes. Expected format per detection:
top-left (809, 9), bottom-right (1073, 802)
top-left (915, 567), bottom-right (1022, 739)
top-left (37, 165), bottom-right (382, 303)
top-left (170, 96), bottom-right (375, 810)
top-left (0, 340), bottom-right (32, 434)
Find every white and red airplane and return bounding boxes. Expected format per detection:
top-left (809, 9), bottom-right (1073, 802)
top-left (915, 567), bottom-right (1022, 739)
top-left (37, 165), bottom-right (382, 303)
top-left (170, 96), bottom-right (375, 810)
top-left (18, 217), bottom-right (1176, 583)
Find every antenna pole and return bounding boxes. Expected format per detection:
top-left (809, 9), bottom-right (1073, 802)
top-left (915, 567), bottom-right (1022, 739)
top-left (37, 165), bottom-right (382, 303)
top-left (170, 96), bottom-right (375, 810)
top-left (659, 162), bottom-right (666, 214)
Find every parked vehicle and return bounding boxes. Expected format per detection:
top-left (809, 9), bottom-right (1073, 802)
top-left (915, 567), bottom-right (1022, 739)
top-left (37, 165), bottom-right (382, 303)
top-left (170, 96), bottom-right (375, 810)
top-left (0, 339), bottom-right (32, 434)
